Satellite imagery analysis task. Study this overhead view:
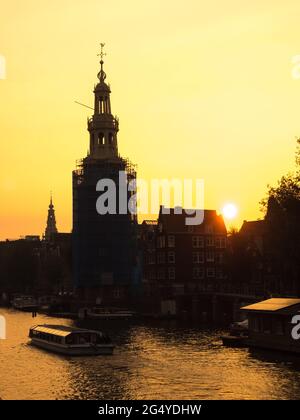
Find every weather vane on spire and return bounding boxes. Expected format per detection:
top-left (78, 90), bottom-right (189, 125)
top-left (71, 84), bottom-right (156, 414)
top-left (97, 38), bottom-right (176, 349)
top-left (97, 43), bottom-right (107, 83)
top-left (98, 43), bottom-right (106, 62)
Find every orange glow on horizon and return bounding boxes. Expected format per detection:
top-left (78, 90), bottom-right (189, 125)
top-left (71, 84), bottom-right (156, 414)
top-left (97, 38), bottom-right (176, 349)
top-left (0, 1), bottom-right (300, 239)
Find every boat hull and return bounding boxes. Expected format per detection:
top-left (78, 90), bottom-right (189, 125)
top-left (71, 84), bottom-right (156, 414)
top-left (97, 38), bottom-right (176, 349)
top-left (246, 339), bottom-right (300, 354)
top-left (221, 335), bottom-right (248, 348)
top-left (13, 305), bottom-right (38, 312)
top-left (87, 314), bottom-right (133, 321)
top-left (30, 339), bottom-right (114, 356)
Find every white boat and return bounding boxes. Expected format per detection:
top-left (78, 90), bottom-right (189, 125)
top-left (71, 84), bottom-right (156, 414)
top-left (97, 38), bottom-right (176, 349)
top-left (229, 319), bottom-right (249, 334)
top-left (12, 295), bottom-right (38, 311)
top-left (29, 324), bottom-right (114, 356)
top-left (221, 319), bottom-right (249, 348)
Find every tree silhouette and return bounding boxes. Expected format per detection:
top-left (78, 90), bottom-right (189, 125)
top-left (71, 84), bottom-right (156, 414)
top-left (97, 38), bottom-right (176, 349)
top-left (261, 138), bottom-right (300, 296)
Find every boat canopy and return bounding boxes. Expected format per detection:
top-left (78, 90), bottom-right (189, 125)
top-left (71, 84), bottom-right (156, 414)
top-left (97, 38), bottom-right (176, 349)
top-left (30, 325), bottom-right (73, 337)
top-left (30, 324), bottom-right (104, 338)
top-left (241, 298), bottom-right (300, 313)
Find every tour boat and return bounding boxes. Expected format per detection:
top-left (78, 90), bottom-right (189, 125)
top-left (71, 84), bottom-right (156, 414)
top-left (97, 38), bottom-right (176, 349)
top-left (29, 324), bottom-right (114, 355)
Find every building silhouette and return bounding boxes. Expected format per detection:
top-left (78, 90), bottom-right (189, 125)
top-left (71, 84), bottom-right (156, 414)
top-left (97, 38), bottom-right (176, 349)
top-left (72, 48), bottom-right (137, 305)
top-left (141, 206), bottom-right (227, 315)
top-left (235, 209), bottom-right (300, 298)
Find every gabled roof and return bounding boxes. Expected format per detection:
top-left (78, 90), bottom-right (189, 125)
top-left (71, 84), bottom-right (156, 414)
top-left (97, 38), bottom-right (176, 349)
top-left (158, 206), bottom-right (226, 234)
top-left (239, 220), bottom-right (266, 236)
top-left (241, 298), bottom-right (300, 312)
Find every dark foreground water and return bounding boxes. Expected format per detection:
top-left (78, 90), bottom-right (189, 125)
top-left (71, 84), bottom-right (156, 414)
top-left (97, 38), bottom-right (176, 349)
top-left (1, 308), bottom-right (300, 399)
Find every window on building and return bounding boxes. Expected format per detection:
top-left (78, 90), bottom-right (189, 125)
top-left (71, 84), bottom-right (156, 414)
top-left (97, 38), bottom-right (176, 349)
top-left (207, 268), bottom-right (215, 278)
top-left (157, 236), bottom-right (166, 248)
top-left (216, 269), bottom-right (223, 279)
top-left (114, 288), bottom-right (122, 299)
top-left (157, 269), bottom-right (165, 280)
top-left (157, 252), bottom-right (165, 264)
top-left (99, 98), bottom-right (103, 113)
top-left (168, 235), bottom-right (175, 248)
top-left (206, 236), bottom-right (214, 246)
top-left (192, 236), bottom-right (204, 248)
top-left (168, 267), bottom-right (176, 280)
top-left (193, 267), bottom-right (204, 279)
top-left (168, 251), bottom-right (175, 263)
top-left (98, 132), bottom-right (105, 145)
top-left (98, 247), bottom-right (107, 257)
top-left (215, 236), bottom-right (226, 248)
top-left (206, 251), bottom-right (214, 262)
top-left (205, 225), bottom-right (213, 234)
top-left (220, 237), bottom-right (226, 248)
top-left (173, 284), bottom-right (184, 295)
top-left (193, 252), bottom-right (204, 264)
top-left (108, 133), bottom-right (114, 145)
top-left (148, 253), bottom-right (156, 265)
top-left (215, 252), bottom-right (224, 264)
top-left (187, 282), bottom-right (197, 292)
top-left (146, 231), bottom-right (154, 241)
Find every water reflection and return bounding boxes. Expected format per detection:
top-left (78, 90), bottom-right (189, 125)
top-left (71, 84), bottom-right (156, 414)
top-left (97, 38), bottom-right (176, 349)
top-left (1, 309), bottom-right (300, 399)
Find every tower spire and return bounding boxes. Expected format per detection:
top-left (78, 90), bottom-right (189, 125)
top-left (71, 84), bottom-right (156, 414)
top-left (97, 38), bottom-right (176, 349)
top-left (87, 44), bottom-right (119, 160)
top-left (97, 43), bottom-right (107, 83)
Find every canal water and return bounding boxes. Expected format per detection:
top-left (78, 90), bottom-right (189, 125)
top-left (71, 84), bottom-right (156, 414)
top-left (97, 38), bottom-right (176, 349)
top-left (1, 308), bottom-right (300, 400)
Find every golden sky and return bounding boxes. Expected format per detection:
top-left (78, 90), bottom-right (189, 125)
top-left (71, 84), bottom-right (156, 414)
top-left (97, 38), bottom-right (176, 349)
top-left (1, 0), bottom-right (300, 239)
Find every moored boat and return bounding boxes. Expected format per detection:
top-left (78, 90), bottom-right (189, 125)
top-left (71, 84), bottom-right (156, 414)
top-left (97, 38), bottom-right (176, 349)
top-left (78, 306), bottom-right (136, 321)
top-left (221, 334), bottom-right (248, 348)
top-left (12, 295), bottom-right (38, 312)
top-left (240, 298), bottom-right (300, 354)
top-left (221, 319), bottom-right (249, 348)
top-left (29, 324), bottom-right (114, 355)
top-left (229, 319), bottom-right (249, 335)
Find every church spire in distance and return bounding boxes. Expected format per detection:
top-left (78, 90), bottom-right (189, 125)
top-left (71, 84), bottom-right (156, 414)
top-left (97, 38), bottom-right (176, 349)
top-left (44, 192), bottom-right (58, 241)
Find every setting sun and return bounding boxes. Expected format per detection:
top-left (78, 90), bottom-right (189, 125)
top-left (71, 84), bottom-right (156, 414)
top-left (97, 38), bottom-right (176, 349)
top-left (222, 203), bottom-right (238, 220)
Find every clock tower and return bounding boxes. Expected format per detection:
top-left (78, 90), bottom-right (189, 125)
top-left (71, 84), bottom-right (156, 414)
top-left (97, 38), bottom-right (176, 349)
top-left (72, 45), bottom-right (137, 305)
